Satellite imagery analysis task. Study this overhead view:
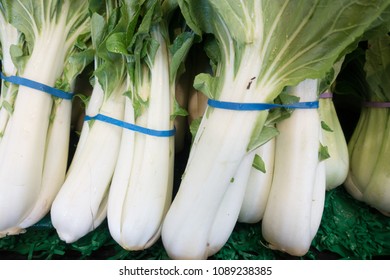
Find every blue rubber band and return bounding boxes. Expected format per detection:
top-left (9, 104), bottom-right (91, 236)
top-left (84, 113), bottom-right (176, 137)
top-left (0, 72), bottom-right (73, 100)
top-left (207, 99), bottom-right (319, 111)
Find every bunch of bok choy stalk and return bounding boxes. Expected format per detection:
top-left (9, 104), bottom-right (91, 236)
top-left (237, 92), bottom-right (300, 225)
top-left (344, 33), bottom-right (390, 216)
top-left (206, 105), bottom-right (284, 256)
top-left (107, 0), bottom-right (194, 251)
top-left (262, 78), bottom-right (327, 257)
top-left (237, 96), bottom-right (309, 225)
top-left (161, 0), bottom-right (390, 260)
top-left (0, 0), bottom-right (93, 237)
top-left (50, 0), bottom-right (130, 243)
top-left (318, 59), bottom-right (349, 190)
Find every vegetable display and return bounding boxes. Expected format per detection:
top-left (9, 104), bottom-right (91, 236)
top-left (0, 0), bottom-right (389, 260)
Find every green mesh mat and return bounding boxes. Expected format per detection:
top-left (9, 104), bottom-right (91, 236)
top-left (0, 186), bottom-right (389, 260)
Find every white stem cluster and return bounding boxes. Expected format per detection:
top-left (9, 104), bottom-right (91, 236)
top-left (161, 40), bottom-right (270, 259)
top-left (319, 96), bottom-right (349, 190)
top-left (0, 5), bottom-right (83, 235)
top-left (261, 79), bottom-right (326, 256)
top-left (51, 80), bottom-right (126, 243)
top-left (238, 138), bottom-right (275, 224)
top-left (107, 27), bottom-right (174, 250)
top-left (344, 107), bottom-right (390, 216)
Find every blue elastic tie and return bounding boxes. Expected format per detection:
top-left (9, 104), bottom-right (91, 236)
top-left (0, 72), bottom-right (73, 100)
top-left (85, 114), bottom-right (176, 137)
top-left (207, 99), bottom-right (319, 110)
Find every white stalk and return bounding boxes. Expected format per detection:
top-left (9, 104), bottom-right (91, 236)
top-left (345, 107), bottom-right (390, 216)
top-left (161, 38), bottom-right (270, 259)
top-left (363, 141), bottom-right (390, 216)
top-left (107, 27), bottom-right (174, 250)
top-left (51, 82), bottom-right (126, 243)
top-left (0, 17), bottom-right (19, 235)
top-left (310, 159), bottom-right (326, 239)
top-left (319, 96), bottom-right (349, 190)
top-left (67, 81), bottom-right (105, 174)
top-left (206, 137), bottom-right (275, 255)
top-left (261, 79), bottom-right (326, 257)
top-left (106, 97), bottom-right (135, 244)
top-left (0, 10), bottom-right (73, 233)
top-left (206, 151), bottom-right (255, 257)
top-left (345, 34), bottom-right (390, 216)
top-left (18, 94), bottom-right (73, 228)
top-left (344, 107), bottom-right (385, 199)
top-left (238, 137), bottom-right (275, 223)
top-left (0, 12), bottom-right (19, 137)
top-left (162, 109), bottom-right (267, 259)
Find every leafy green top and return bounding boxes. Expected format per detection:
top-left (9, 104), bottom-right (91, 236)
top-left (179, 0), bottom-right (390, 102)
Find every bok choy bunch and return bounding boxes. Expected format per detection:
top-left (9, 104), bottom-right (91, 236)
top-left (50, 0), bottom-right (129, 243)
top-left (0, 0), bottom-right (92, 237)
top-left (318, 59), bottom-right (349, 190)
top-left (262, 78), bottom-right (326, 256)
top-left (107, 0), bottom-right (193, 250)
top-left (344, 33), bottom-right (390, 216)
top-left (161, 0), bottom-right (390, 260)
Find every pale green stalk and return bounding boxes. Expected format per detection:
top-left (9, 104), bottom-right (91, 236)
top-left (344, 34), bottom-right (390, 215)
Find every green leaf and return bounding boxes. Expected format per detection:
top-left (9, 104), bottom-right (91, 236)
top-left (252, 154), bottom-right (266, 173)
top-left (9, 44), bottom-right (27, 71)
top-left (91, 13), bottom-right (107, 50)
top-left (334, 46), bottom-right (369, 100)
top-left (172, 99), bottom-right (188, 119)
top-left (136, 0), bottom-right (159, 36)
top-left (106, 32), bottom-right (128, 55)
top-left (3, 0), bottom-right (91, 55)
top-left (248, 125), bottom-right (279, 152)
top-left (203, 37), bottom-right (220, 74)
top-left (319, 57), bottom-right (345, 94)
top-left (91, 2), bottom-right (133, 97)
top-left (321, 120), bottom-right (334, 133)
top-left (200, 0), bottom-right (257, 43)
top-left (361, 5), bottom-right (390, 41)
top-left (169, 31), bottom-right (194, 83)
top-left (364, 34), bottom-right (390, 101)
top-left (189, 117), bottom-right (202, 142)
top-left (319, 142), bottom-right (331, 162)
top-left (74, 93), bottom-right (90, 108)
top-left (278, 91), bottom-right (300, 106)
top-left (1, 100), bottom-right (14, 114)
top-left (193, 73), bottom-right (216, 99)
top-left (179, 0), bottom-right (390, 103)
top-left (57, 48), bottom-right (95, 92)
top-left (256, 0), bottom-right (390, 97)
